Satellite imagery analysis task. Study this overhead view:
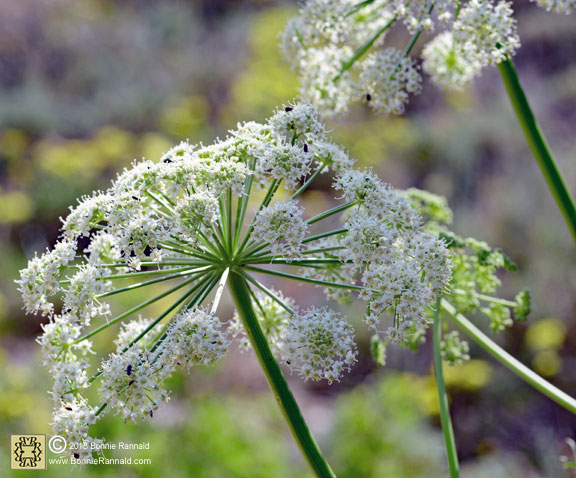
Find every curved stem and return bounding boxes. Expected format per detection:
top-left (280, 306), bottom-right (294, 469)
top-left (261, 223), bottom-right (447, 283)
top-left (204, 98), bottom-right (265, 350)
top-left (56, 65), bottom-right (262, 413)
top-left (498, 57), bottom-right (576, 245)
top-left (228, 271), bottom-right (336, 478)
top-left (433, 297), bottom-right (460, 478)
top-left (441, 299), bottom-right (576, 415)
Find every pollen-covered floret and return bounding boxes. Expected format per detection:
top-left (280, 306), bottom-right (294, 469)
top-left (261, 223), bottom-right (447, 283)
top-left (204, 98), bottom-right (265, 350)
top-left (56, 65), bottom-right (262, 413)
top-left (99, 348), bottom-right (170, 422)
top-left (359, 49), bottom-right (422, 115)
top-left (252, 200), bottom-right (309, 256)
top-left (282, 307), bottom-right (358, 383)
top-left (157, 308), bottom-right (230, 371)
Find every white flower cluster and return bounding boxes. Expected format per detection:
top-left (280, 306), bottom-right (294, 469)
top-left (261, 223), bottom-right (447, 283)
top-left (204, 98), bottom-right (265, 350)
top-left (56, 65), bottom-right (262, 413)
top-left (157, 308), bottom-right (230, 371)
top-left (99, 348), bottom-right (168, 422)
top-left (360, 49), bottom-right (422, 115)
top-left (280, 0), bottom-right (398, 116)
top-left (252, 200), bottom-right (309, 256)
top-left (232, 292), bottom-right (357, 382)
top-left (282, 0), bottom-right (522, 115)
top-left (282, 307), bottom-right (358, 383)
top-left (100, 309), bottom-right (229, 422)
top-left (531, 0), bottom-right (574, 14)
top-left (327, 168), bottom-right (452, 343)
top-left (51, 399), bottom-right (101, 459)
top-left (390, 0), bottom-right (459, 32)
top-left (452, 0), bottom-right (519, 67)
top-left (19, 102), bottom-right (454, 446)
top-left (422, 32), bottom-right (477, 90)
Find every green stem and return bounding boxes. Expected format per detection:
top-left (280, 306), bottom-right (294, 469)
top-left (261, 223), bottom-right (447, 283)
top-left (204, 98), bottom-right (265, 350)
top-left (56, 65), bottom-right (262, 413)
top-left (307, 201), bottom-right (358, 225)
top-left (433, 297), bottom-right (460, 478)
top-left (291, 164), bottom-right (326, 200)
top-left (302, 229), bottom-right (348, 244)
top-left (441, 299), bottom-right (576, 415)
top-left (228, 272), bottom-right (336, 478)
top-left (96, 266), bottom-right (213, 298)
top-left (335, 15), bottom-right (397, 81)
top-left (498, 57), bottom-right (576, 245)
top-left (73, 274), bottom-right (201, 344)
top-left (237, 179), bottom-right (282, 254)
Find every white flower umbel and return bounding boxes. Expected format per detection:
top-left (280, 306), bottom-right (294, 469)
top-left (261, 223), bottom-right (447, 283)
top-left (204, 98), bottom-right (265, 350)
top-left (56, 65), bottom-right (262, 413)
top-left (282, 307), bottom-right (358, 383)
top-left (280, 0), bottom-right (397, 117)
top-left (530, 0), bottom-right (574, 14)
top-left (422, 32), bottom-right (479, 90)
top-left (453, 0), bottom-right (520, 67)
top-left (280, 0), bottom-right (530, 117)
top-left (19, 102), bottom-right (455, 455)
top-left (99, 348), bottom-right (170, 422)
top-left (252, 200), bottom-right (309, 256)
top-left (51, 399), bottom-right (101, 459)
top-left (156, 308), bottom-right (229, 370)
top-left (359, 49), bottom-right (422, 115)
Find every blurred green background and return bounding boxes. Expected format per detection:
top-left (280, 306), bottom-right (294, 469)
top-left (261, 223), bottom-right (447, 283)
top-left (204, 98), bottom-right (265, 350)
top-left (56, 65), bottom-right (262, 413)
top-left (0, 1), bottom-right (575, 477)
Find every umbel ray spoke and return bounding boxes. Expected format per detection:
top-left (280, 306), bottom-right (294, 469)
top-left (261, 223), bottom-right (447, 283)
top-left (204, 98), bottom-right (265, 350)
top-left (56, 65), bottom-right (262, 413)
top-left (73, 273), bottom-right (205, 344)
top-left (244, 265), bottom-right (366, 292)
top-left (97, 265), bottom-right (214, 299)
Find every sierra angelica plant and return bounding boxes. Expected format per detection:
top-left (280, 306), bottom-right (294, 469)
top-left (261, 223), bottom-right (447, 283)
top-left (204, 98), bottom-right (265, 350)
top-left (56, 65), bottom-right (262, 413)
top-left (19, 102), bottom-right (538, 476)
top-left (282, 0), bottom-right (576, 249)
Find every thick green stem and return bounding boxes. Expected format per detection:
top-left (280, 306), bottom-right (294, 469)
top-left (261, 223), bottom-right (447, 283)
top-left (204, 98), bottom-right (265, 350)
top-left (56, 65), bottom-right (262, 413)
top-left (433, 298), bottom-right (460, 478)
top-left (498, 58), bottom-right (576, 245)
top-left (441, 299), bottom-right (576, 415)
top-left (228, 272), bottom-right (336, 478)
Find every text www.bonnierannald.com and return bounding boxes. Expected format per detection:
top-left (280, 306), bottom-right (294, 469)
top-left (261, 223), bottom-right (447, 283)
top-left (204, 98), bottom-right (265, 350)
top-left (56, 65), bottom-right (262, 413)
top-left (49, 456), bottom-right (151, 466)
